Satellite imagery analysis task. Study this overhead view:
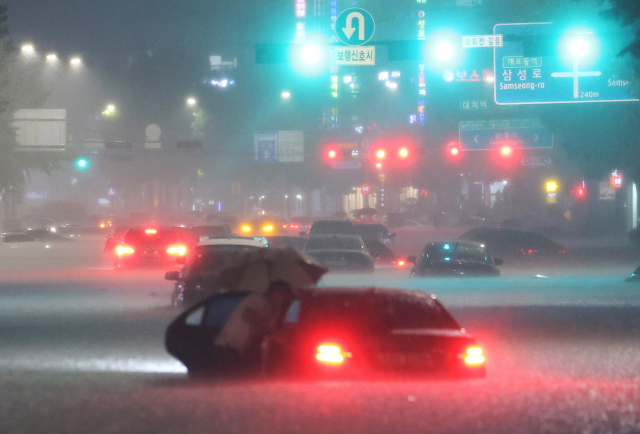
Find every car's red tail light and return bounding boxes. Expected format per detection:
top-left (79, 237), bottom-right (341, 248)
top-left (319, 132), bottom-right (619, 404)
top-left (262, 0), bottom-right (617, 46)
top-left (558, 250), bottom-right (566, 254)
top-left (464, 346), bottom-right (485, 365)
top-left (166, 245), bottom-right (187, 256)
top-left (290, 223), bottom-right (300, 230)
top-left (520, 249), bottom-right (539, 255)
top-left (316, 344), bottom-right (347, 364)
top-left (115, 245), bottom-right (135, 256)
top-left (395, 259), bottom-right (407, 268)
top-left (145, 228), bottom-right (157, 235)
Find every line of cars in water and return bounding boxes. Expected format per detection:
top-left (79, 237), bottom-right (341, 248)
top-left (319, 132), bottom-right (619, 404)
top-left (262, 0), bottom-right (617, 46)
top-left (96, 216), bottom-right (620, 381)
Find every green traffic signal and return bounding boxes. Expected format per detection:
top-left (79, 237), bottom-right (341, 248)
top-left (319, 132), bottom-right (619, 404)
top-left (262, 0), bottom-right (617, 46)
top-left (300, 44), bottom-right (322, 65)
top-left (75, 158), bottom-right (89, 170)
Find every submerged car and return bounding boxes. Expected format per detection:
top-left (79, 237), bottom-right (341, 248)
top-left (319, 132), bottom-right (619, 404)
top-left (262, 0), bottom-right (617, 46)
top-left (165, 286), bottom-right (486, 379)
top-left (625, 265), bottom-right (640, 283)
top-left (353, 223), bottom-right (396, 244)
top-left (458, 227), bottom-right (565, 261)
top-left (304, 234), bottom-right (374, 272)
top-left (168, 237), bottom-right (268, 307)
top-left (410, 241), bottom-right (502, 277)
top-left (113, 226), bottom-right (189, 269)
top-left (308, 219), bottom-right (355, 236)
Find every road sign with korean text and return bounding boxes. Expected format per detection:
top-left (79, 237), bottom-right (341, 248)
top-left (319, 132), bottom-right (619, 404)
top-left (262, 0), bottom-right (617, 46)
top-left (462, 35), bottom-right (503, 48)
top-left (333, 46), bottom-right (375, 65)
top-left (494, 23), bottom-right (638, 105)
top-left (459, 119), bottom-right (553, 151)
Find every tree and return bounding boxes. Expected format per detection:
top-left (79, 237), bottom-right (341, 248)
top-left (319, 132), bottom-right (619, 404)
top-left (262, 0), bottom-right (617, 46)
top-left (0, 6), bottom-right (48, 215)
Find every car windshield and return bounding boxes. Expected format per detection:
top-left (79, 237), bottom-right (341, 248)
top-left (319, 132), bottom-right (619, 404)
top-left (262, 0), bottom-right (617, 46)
top-left (297, 292), bottom-right (458, 331)
top-left (123, 229), bottom-right (178, 245)
top-left (309, 221), bottom-right (354, 235)
top-left (305, 236), bottom-right (363, 251)
top-left (190, 225), bottom-right (228, 239)
top-left (354, 224), bottom-right (388, 238)
top-left (189, 244), bottom-right (261, 274)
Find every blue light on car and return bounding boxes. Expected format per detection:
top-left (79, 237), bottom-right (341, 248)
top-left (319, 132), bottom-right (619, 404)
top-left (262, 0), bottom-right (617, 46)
top-left (443, 244), bottom-right (451, 250)
top-left (444, 257), bottom-right (451, 261)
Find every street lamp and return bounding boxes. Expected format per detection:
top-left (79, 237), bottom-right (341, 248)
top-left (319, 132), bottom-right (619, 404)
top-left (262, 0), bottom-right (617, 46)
top-left (186, 97), bottom-right (197, 107)
top-left (281, 90), bottom-right (291, 99)
top-left (45, 53), bottom-right (58, 63)
top-left (70, 57), bottom-right (82, 67)
top-left (21, 44), bottom-right (35, 56)
top-left (102, 103), bottom-right (117, 117)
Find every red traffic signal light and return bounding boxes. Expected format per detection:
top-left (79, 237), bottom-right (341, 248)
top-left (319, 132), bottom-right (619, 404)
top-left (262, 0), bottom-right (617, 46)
top-left (375, 149), bottom-right (386, 160)
top-left (572, 183), bottom-right (587, 200)
top-left (322, 145), bottom-right (340, 164)
top-left (500, 145), bottom-right (513, 156)
top-left (445, 141), bottom-right (461, 160)
top-left (398, 147), bottom-right (409, 159)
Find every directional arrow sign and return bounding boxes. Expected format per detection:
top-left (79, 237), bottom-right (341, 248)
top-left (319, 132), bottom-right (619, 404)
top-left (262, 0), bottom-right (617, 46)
top-left (335, 8), bottom-right (375, 46)
top-left (459, 119), bottom-right (553, 151)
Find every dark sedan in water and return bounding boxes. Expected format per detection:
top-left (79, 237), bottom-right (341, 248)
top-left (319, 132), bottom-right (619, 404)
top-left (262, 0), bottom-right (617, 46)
top-left (410, 241), bottom-right (502, 277)
top-left (165, 287), bottom-right (486, 379)
top-left (458, 227), bottom-right (565, 262)
top-left (304, 234), bottom-right (374, 272)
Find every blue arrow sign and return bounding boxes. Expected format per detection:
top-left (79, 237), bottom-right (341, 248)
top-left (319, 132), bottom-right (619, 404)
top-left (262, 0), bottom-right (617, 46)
top-left (494, 23), bottom-right (638, 104)
top-left (335, 8), bottom-right (375, 46)
top-left (459, 119), bottom-right (553, 151)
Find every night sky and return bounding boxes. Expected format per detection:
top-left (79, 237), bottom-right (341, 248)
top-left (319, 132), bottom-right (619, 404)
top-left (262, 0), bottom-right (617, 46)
top-left (1, 0), bottom-right (272, 57)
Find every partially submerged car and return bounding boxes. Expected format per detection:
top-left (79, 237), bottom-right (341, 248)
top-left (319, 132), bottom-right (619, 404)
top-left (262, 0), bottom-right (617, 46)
top-left (168, 236), bottom-right (268, 307)
top-left (410, 241), bottom-right (502, 277)
top-left (166, 286), bottom-right (486, 379)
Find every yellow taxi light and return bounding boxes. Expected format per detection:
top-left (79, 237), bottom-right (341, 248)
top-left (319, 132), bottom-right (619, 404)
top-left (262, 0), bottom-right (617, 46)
top-left (241, 225), bottom-right (252, 233)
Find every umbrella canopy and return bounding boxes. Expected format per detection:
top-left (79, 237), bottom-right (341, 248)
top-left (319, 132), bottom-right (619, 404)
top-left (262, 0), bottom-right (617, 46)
top-left (217, 247), bottom-right (328, 293)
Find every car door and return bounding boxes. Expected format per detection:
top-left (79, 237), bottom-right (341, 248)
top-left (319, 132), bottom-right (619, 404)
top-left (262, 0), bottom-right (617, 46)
top-left (165, 292), bottom-right (249, 374)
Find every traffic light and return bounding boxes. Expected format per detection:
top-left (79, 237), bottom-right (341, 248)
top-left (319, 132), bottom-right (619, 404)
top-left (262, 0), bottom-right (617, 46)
top-left (291, 37), bottom-right (329, 74)
top-left (560, 28), bottom-right (598, 64)
top-left (398, 147), bottom-right (409, 159)
top-left (322, 144), bottom-right (341, 165)
top-left (572, 183), bottom-right (587, 200)
top-left (425, 31), bottom-right (463, 70)
top-left (75, 157), bottom-right (89, 170)
top-left (545, 180), bottom-right (558, 193)
top-left (445, 141), bottom-right (461, 160)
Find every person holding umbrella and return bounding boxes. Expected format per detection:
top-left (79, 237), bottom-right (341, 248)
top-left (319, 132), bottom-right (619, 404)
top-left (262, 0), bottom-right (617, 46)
top-left (212, 280), bottom-right (294, 373)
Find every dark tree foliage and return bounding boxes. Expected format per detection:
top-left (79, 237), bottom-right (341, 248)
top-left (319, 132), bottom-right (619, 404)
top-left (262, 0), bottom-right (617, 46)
top-left (600, 0), bottom-right (640, 57)
top-left (0, 5), bottom-right (49, 194)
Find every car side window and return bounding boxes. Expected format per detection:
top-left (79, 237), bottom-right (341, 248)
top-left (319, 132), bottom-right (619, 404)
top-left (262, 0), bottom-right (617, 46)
top-left (204, 294), bottom-right (248, 328)
top-left (283, 300), bottom-right (300, 325)
top-left (185, 306), bottom-right (205, 326)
